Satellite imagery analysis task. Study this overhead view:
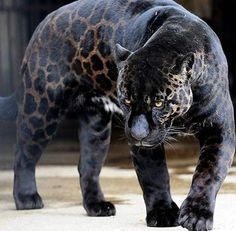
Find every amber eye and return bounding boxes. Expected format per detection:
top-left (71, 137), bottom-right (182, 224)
top-left (124, 98), bottom-right (131, 105)
top-left (155, 100), bottom-right (164, 108)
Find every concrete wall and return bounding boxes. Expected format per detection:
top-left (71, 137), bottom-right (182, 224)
top-left (0, 0), bottom-right (28, 96)
top-left (177, 0), bottom-right (213, 19)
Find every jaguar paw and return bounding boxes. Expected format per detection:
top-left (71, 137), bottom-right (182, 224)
top-left (14, 192), bottom-right (44, 210)
top-left (85, 201), bottom-right (116, 217)
top-left (146, 201), bottom-right (179, 227)
top-left (179, 198), bottom-right (213, 231)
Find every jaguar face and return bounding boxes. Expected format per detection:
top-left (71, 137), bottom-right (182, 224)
top-left (115, 44), bottom-right (194, 148)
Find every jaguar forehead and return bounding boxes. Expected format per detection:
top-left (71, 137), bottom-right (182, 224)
top-left (91, 96), bottom-right (123, 115)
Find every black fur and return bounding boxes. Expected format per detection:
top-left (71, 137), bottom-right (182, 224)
top-left (0, 1), bottom-right (234, 231)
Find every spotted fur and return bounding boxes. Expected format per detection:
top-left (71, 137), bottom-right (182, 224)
top-left (0, 0), bottom-right (235, 230)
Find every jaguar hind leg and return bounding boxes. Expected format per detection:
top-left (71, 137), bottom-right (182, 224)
top-left (78, 109), bottom-right (115, 216)
top-left (13, 88), bottom-right (68, 210)
top-left (13, 105), bottom-right (65, 210)
top-left (14, 143), bottom-right (45, 210)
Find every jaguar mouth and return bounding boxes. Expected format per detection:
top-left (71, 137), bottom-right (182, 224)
top-left (135, 141), bottom-right (157, 149)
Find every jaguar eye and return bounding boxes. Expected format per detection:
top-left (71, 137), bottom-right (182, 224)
top-left (155, 100), bottom-right (164, 108)
top-left (124, 98), bottom-right (131, 105)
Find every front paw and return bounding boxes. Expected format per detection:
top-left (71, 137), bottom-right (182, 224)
top-left (146, 201), bottom-right (179, 227)
top-left (179, 197), bottom-right (213, 231)
top-left (84, 201), bottom-right (116, 217)
top-left (14, 192), bottom-right (44, 210)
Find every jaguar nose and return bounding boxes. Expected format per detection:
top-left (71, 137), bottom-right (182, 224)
top-left (130, 114), bottom-right (150, 141)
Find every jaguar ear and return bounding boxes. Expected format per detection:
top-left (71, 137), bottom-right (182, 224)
top-left (115, 44), bottom-right (133, 63)
top-left (179, 53), bottom-right (194, 72)
top-left (174, 53), bottom-right (195, 75)
top-left (181, 53), bottom-right (194, 72)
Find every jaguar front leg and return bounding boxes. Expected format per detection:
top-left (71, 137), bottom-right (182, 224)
top-left (130, 145), bottom-right (179, 227)
top-left (179, 123), bottom-right (235, 231)
top-left (78, 110), bottom-right (115, 217)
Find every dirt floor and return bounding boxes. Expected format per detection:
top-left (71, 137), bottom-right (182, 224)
top-left (1, 166), bottom-right (236, 231)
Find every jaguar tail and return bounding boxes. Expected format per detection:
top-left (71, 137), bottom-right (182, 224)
top-left (0, 92), bottom-right (18, 121)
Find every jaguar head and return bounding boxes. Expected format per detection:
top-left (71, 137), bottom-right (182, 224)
top-left (115, 44), bottom-right (194, 148)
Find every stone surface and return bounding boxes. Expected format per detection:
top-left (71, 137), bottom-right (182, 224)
top-left (1, 166), bottom-right (236, 231)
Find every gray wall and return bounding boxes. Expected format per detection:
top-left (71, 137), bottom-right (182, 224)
top-left (0, 0), bottom-right (28, 96)
top-left (177, 0), bottom-right (212, 19)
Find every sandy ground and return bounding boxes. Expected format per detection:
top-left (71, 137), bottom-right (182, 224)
top-left (1, 166), bottom-right (236, 231)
